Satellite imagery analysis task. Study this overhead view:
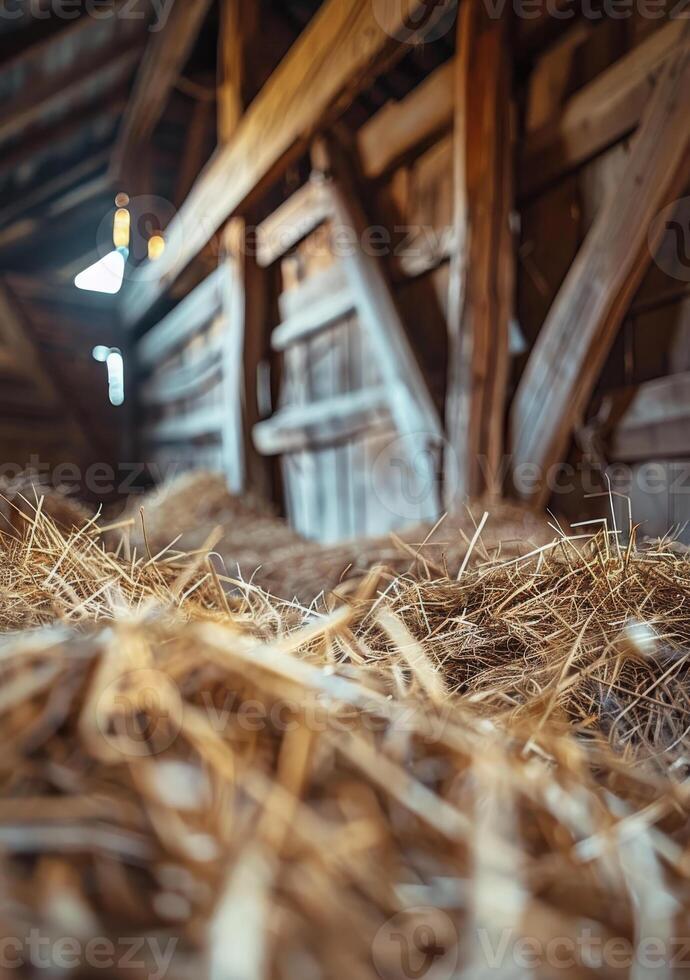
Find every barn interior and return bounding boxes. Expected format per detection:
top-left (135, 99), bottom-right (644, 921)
top-left (0, 2), bottom-right (689, 977)
top-left (0, 0), bottom-right (687, 539)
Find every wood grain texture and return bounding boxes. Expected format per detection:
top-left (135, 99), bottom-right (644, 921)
top-left (122, 0), bottom-right (458, 327)
top-left (217, 0), bottom-right (255, 143)
top-left (256, 179), bottom-right (333, 267)
top-left (253, 385), bottom-right (391, 455)
top-left (358, 59), bottom-right (454, 180)
top-left (510, 22), bottom-right (690, 506)
top-left (520, 19), bottom-right (685, 199)
top-left (272, 287), bottom-right (355, 351)
top-left (445, 0), bottom-right (513, 503)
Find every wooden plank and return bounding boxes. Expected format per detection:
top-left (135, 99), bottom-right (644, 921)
top-left (256, 179), bottom-right (333, 267)
top-left (520, 19), bottom-right (685, 199)
top-left (608, 374), bottom-right (690, 462)
top-left (0, 281), bottom-right (92, 456)
top-left (219, 220), bottom-right (275, 498)
top-left (445, 0), bottom-right (513, 503)
top-left (510, 24), bottom-right (690, 506)
top-left (145, 407), bottom-right (225, 444)
top-left (122, 0), bottom-right (457, 327)
top-left (253, 385), bottom-right (391, 455)
top-left (139, 341), bottom-right (223, 405)
top-left (358, 59), bottom-right (454, 180)
top-left (278, 262), bottom-right (348, 321)
top-left (0, 45), bottom-right (141, 145)
top-left (137, 268), bottom-right (225, 368)
top-left (272, 286), bottom-right (354, 351)
top-left (324, 153), bottom-right (443, 446)
top-left (111, 0), bottom-right (214, 183)
top-left (220, 238), bottom-right (246, 493)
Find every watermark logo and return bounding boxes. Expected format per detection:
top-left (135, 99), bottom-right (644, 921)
top-left (372, 907), bottom-right (458, 980)
top-left (0, 1), bottom-right (175, 32)
top-left (371, 0), bottom-right (457, 44)
top-left (649, 196), bottom-right (690, 283)
top-left (95, 667), bottom-right (183, 758)
top-left (372, 434), bottom-right (442, 521)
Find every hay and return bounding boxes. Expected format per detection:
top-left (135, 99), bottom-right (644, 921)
top-left (118, 471), bottom-right (552, 603)
top-left (0, 492), bottom-right (689, 978)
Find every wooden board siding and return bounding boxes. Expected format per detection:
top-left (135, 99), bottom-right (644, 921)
top-left (513, 18), bottom-right (690, 534)
top-left (136, 272), bottom-right (228, 479)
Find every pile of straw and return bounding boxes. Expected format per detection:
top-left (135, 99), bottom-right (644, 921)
top-left (116, 471), bottom-right (553, 603)
top-left (0, 491), bottom-right (688, 979)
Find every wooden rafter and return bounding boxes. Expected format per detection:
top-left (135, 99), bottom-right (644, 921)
top-left (0, 42), bottom-right (141, 145)
top-left (520, 19), bottom-right (686, 199)
top-left (110, 0), bottom-right (215, 186)
top-left (0, 93), bottom-right (126, 182)
top-left (510, 23), bottom-right (690, 506)
top-left (445, 0), bottom-right (513, 503)
top-left (358, 59), bottom-right (454, 181)
top-left (122, 0), bottom-right (458, 327)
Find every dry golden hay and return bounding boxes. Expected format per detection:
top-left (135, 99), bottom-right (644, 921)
top-left (120, 470), bottom-right (553, 604)
top-left (0, 498), bottom-right (689, 978)
top-left (0, 474), bottom-right (92, 538)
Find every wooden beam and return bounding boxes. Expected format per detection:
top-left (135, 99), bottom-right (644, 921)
top-left (111, 0), bottom-right (214, 185)
top-left (221, 220), bottom-right (275, 498)
top-left (608, 374), bottom-right (690, 462)
top-left (445, 0), bottom-right (513, 503)
top-left (0, 281), bottom-right (92, 457)
top-left (218, 0), bottom-right (257, 143)
top-left (0, 44), bottom-right (141, 145)
top-left (122, 0), bottom-right (458, 327)
top-left (520, 19), bottom-right (685, 199)
top-left (253, 386), bottom-right (391, 455)
top-left (358, 59), bottom-right (454, 180)
top-left (510, 24), bottom-right (690, 507)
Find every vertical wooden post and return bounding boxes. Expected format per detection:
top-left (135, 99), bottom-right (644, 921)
top-left (217, 0), bottom-right (255, 143)
top-left (221, 219), bottom-right (275, 501)
top-left (218, 0), bottom-right (274, 498)
top-left (445, 0), bottom-right (513, 505)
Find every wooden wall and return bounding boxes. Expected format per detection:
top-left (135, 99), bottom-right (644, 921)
top-left (516, 17), bottom-right (690, 540)
top-left (130, 10), bottom-right (690, 545)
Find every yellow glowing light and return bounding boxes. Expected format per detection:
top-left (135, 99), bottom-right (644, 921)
top-left (113, 207), bottom-right (130, 249)
top-left (148, 234), bottom-right (166, 261)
